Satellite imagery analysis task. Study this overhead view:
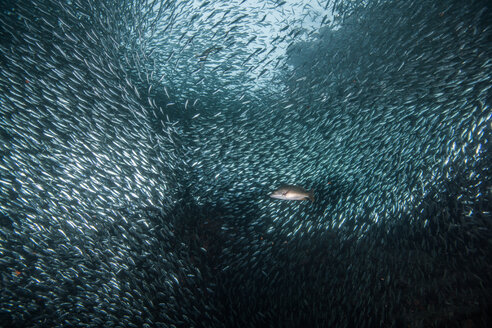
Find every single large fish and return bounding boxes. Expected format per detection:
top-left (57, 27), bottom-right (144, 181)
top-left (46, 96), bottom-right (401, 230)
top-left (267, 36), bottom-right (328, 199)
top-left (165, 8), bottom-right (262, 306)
top-left (270, 184), bottom-right (315, 202)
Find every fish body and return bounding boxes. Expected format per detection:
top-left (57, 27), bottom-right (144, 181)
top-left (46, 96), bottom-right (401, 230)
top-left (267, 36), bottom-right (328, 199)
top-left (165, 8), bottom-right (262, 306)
top-left (270, 185), bottom-right (314, 202)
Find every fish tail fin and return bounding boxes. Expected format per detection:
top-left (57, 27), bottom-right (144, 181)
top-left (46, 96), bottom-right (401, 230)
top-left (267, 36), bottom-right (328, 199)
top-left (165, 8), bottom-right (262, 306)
top-left (309, 190), bottom-right (315, 202)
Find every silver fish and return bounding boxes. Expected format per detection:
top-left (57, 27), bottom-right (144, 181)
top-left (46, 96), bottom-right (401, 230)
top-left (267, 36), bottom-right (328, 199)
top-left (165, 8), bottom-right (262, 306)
top-left (270, 184), bottom-right (315, 202)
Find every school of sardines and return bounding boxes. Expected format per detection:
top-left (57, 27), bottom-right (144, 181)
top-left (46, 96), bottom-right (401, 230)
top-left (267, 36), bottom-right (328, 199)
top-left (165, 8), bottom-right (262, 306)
top-left (0, 0), bottom-right (490, 327)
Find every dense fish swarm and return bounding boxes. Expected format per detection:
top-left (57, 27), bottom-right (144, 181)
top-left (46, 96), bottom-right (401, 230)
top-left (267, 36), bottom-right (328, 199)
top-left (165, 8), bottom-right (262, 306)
top-left (1, 0), bottom-right (491, 327)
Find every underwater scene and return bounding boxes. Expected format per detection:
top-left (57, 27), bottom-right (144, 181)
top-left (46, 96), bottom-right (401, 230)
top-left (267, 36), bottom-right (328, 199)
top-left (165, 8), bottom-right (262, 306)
top-left (0, 0), bottom-right (491, 327)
